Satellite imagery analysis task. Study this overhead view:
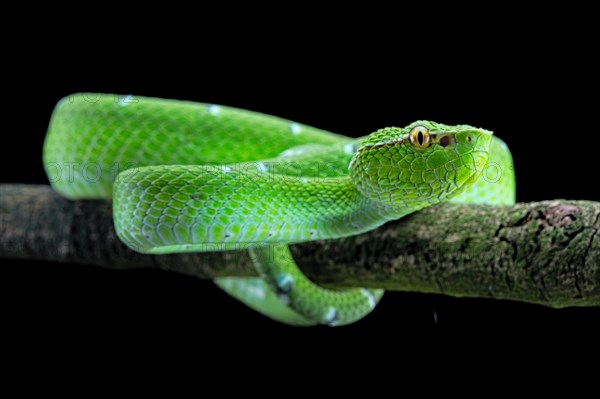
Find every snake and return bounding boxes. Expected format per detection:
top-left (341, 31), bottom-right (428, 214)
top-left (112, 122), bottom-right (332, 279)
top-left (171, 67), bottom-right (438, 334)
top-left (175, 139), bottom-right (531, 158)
top-left (43, 93), bottom-right (516, 326)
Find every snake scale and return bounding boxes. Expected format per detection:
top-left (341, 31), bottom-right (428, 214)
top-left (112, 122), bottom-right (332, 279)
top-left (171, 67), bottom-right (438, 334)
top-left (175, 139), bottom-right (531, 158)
top-left (43, 93), bottom-right (516, 326)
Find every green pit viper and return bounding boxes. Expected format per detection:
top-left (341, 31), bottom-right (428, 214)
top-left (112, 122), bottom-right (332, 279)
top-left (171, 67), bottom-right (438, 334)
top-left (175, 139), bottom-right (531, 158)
top-left (43, 93), bottom-right (516, 326)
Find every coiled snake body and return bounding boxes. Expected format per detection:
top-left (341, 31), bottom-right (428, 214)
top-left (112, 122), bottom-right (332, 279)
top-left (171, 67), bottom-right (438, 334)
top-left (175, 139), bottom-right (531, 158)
top-left (44, 94), bottom-right (515, 326)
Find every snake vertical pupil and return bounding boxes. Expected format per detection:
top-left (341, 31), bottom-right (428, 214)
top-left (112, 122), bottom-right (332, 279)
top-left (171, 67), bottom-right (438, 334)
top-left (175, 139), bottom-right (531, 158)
top-left (408, 126), bottom-right (430, 149)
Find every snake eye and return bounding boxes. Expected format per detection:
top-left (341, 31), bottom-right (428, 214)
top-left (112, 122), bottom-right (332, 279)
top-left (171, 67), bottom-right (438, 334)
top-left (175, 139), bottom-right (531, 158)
top-left (409, 126), bottom-right (431, 149)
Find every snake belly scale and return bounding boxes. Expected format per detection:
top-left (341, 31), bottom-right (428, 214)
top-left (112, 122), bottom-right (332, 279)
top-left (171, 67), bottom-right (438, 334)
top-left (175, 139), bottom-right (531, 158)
top-left (43, 93), bottom-right (516, 326)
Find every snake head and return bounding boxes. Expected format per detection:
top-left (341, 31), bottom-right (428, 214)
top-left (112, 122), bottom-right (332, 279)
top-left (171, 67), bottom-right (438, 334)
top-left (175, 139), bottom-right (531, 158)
top-left (349, 121), bottom-right (493, 216)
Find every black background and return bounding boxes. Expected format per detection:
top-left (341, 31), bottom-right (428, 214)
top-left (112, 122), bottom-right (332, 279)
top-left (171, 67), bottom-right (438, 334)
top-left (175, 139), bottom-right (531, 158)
top-left (2, 30), bottom-right (599, 361)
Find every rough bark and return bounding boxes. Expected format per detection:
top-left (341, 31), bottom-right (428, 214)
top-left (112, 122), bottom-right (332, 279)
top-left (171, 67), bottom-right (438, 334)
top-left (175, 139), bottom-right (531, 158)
top-left (1, 184), bottom-right (598, 307)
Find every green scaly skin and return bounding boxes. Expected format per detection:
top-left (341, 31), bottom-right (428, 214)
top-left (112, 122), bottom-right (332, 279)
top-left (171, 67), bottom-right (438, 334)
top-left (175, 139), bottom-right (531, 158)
top-left (43, 93), bottom-right (516, 326)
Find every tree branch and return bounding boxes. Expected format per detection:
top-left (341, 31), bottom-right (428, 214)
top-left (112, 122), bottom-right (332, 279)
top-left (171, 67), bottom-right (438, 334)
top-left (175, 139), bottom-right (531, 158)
top-left (1, 184), bottom-right (598, 307)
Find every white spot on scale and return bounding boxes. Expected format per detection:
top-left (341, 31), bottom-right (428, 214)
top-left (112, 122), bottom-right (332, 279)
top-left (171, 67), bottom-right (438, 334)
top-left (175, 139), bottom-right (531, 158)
top-left (221, 165), bottom-right (232, 172)
top-left (324, 307), bottom-right (338, 324)
top-left (361, 288), bottom-right (377, 309)
top-left (279, 148), bottom-right (305, 158)
top-left (208, 105), bottom-right (221, 115)
top-left (246, 285), bottom-right (265, 299)
top-left (257, 162), bottom-right (268, 172)
top-left (276, 274), bottom-right (294, 289)
top-left (299, 177), bottom-right (308, 183)
top-left (344, 143), bottom-right (356, 155)
top-left (290, 123), bottom-right (301, 135)
top-left (118, 95), bottom-right (135, 106)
